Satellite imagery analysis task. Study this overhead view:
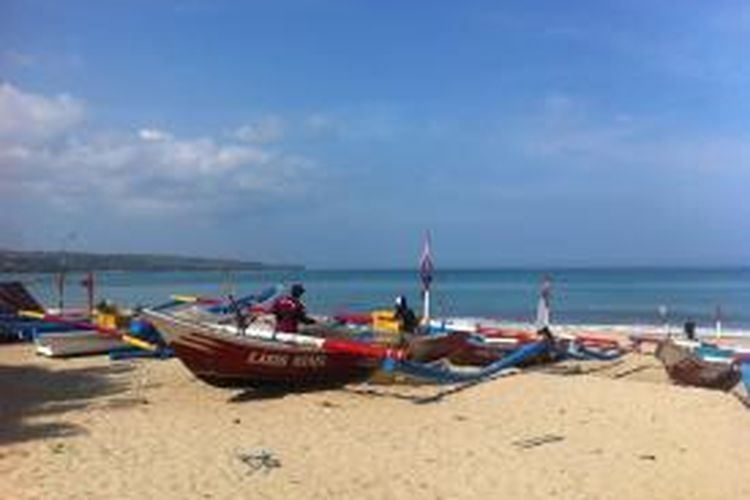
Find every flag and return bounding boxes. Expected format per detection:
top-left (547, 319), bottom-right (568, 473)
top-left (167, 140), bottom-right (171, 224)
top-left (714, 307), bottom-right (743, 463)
top-left (80, 272), bottom-right (94, 290)
top-left (535, 276), bottom-right (551, 330)
top-left (419, 232), bottom-right (434, 291)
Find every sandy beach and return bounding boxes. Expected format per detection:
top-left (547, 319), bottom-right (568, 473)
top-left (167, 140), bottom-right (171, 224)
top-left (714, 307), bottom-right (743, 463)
top-left (1, 342), bottom-right (749, 500)
top-left (4, 1), bottom-right (749, 498)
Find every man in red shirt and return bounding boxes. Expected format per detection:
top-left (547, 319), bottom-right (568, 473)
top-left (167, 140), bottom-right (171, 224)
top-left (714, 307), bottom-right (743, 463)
top-left (270, 284), bottom-right (315, 333)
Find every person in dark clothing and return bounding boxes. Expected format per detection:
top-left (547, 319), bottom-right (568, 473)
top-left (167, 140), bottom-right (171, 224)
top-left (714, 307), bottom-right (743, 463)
top-left (394, 295), bottom-right (419, 334)
top-left (270, 283), bottom-right (315, 333)
top-left (537, 326), bottom-right (555, 343)
top-left (530, 326), bottom-right (563, 363)
top-left (684, 319), bottom-right (697, 341)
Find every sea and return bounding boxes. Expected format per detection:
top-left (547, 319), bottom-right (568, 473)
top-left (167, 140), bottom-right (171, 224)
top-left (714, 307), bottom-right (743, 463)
top-left (4, 267), bottom-right (749, 332)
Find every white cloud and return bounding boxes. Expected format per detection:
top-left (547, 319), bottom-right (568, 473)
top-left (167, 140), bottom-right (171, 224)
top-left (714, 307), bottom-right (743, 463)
top-left (0, 83), bottom-right (85, 142)
top-left (0, 84), bottom-right (317, 215)
top-left (234, 115), bottom-right (284, 144)
top-left (517, 93), bottom-right (750, 174)
top-left (138, 128), bottom-right (173, 142)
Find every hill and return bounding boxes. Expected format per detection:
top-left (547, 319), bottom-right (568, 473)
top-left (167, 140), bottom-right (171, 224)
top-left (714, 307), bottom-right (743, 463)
top-left (0, 250), bottom-right (302, 273)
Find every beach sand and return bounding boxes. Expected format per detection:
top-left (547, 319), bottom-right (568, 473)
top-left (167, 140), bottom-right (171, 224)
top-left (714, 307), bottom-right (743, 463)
top-left (2, 343), bottom-right (749, 500)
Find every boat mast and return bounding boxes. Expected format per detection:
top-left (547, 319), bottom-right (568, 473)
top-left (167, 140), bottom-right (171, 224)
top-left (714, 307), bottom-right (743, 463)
top-left (56, 272), bottom-right (65, 312)
top-left (81, 272), bottom-right (95, 318)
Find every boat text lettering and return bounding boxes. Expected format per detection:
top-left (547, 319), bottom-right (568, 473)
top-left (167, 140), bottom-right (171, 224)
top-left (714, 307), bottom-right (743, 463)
top-left (246, 351), bottom-right (289, 367)
top-left (291, 354), bottom-right (327, 369)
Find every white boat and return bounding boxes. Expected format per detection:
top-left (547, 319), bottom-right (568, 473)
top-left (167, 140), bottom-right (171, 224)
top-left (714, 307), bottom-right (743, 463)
top-left (34, 330), bottom-right (127, 357)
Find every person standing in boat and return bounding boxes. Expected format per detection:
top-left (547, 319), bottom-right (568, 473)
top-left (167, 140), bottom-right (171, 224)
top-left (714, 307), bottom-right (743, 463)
top-left (271, 283), bottom-right (316, 333)
top-left (394, 295), bottom-right (419, 335)
top-left (684, 319), bottom-right (697, 341)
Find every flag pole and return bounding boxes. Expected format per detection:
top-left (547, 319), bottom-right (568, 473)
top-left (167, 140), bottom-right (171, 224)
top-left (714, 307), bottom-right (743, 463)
top-left (419, 231), bottom-right (434, 326)
top-left (81, 272), bottom-right (95, 318)
top-left (56, 271), bottom-right (65, 312)
top-left (715, 305), bottom-right (722, 340)
top-left (423, 288), bottom-right (431, 325)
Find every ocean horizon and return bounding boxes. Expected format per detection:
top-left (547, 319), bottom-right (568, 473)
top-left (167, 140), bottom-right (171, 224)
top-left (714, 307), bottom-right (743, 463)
top-left (4, 266), bottom-right (749, 331)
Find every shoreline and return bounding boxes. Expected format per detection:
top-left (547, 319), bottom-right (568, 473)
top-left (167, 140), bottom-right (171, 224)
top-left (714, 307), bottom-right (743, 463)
top-left (433, 318), bottom-right (750, 341)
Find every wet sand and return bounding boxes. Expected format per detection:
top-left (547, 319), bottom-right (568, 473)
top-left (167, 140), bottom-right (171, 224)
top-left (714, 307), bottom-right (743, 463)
top-left (1, 343), bottom-right (749, 500)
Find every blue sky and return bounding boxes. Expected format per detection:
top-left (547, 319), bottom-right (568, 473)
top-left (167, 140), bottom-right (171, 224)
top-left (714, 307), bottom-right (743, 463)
top-left (1, 0), bottom-right (749, 268)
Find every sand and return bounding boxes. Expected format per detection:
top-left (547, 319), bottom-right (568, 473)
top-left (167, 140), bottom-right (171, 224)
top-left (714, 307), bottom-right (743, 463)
top-left (2, 343), bottom-right (750, 500)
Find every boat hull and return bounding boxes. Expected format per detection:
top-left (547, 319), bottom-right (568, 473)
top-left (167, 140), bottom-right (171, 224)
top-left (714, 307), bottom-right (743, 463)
top-left (143, 311), bottom-right (381, 388)
top-left (656, 340), bottom-right (741, 391)
top-left (34, 330), bottom-right (127, 357)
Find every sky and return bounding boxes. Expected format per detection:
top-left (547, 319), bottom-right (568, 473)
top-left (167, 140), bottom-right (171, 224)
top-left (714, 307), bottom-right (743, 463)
top-left (1, 0), bottom-right (749, 268)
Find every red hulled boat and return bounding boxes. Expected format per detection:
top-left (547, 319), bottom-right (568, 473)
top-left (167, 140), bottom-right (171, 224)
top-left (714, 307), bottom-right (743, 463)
top-left (142, 309), bottom-right (412, 388)
top-left (143, 308), bottom-right (507, 388)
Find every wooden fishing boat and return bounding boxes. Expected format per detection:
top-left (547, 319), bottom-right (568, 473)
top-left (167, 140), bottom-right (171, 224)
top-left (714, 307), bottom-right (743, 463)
top-left (404, 331), bottom-right (472, 362)
top-left (170, 304), bottom-right (476, 363)
top-left (142, 309), bottom-right (404, 388)
top-left (33, 302), bottom-right (144, 357)
top-left (143, 306), bottom-right (508, 387)
top-left (655, 340), bottom-right (741, 391)
top-left (305, 323), bottom-right (503, 366)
